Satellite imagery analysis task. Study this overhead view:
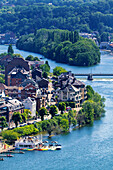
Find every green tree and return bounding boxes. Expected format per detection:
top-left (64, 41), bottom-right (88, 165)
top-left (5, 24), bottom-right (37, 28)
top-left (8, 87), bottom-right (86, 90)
top-left (34, 57), bottom-right (40, 61)
top-left (0, 116), bottom-right (7, 131)
top-left (101, 32), bottom-right (109, 42)
top-left (24, 109), bottom-right (32, 118)
top-left (12, 112), bottom-right (22, 127)
top-left (49, 105), bottom-right (58, 118)
top-left (43, 71), bottom-right (48, 78)
top-left (68, 110), bottom-right (76, 127)
top-left (60, 119), bottom-right (69, 132)
top-left (86, 85), bottom-right (94, 100)
top-left (40, 64), bottom-right (50, 73)
top-left (53, 66), bottom-right (67, 76)
top-left (2, 131), bottom-right (19, 144)
top-left (39, 107), bottom-right (47, 121)
top-left (74, 30), bottom-right (79, 43)
top-left (58, 102), bottom-right (66, 114)
top-left (21, 112), bottom-right (27, 123)
top-left (83, 101), bottom-right (94, 125)
top-left (46, 119), bottom-right (58, 136)
top-left (45, 61), bottom-right (50, 69)
top-left (0, 77), bottom-right (5, 83)
top-left (25, 55), bottom-right (34, 61)
top-left (8, 44), bottom-right (14, 54)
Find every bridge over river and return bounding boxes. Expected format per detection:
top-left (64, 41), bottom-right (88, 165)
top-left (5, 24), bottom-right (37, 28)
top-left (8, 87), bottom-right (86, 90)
top-left (74, 73), bottom-right (113, 80)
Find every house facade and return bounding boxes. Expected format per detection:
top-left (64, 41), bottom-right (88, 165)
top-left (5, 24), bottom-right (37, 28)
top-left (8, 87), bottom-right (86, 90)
top-left (22, 97), bottom-right (36, 117)
top-left (56, 84), bottom-right (81, 107)
top-left (0, 98), bottom-right (24, 123)
top-left (5, 57), bottom-right (30, 86)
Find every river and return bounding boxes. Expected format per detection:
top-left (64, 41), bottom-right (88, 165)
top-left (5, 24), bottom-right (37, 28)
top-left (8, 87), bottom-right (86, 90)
top-left (0, 45), bottom-right (113, 170)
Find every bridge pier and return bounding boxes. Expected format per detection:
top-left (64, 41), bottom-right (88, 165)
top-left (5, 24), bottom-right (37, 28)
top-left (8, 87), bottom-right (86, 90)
top-left (87, 74), bottom-right (93, 81)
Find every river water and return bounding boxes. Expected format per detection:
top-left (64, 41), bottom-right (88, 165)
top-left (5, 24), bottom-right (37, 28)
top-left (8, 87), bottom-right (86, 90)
top-left (0, 45), bottom-right (113, 170)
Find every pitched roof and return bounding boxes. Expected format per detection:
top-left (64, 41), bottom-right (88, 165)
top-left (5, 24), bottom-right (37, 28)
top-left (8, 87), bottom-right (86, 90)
top-left (21, 78), bottom-right (38, 88)
top-left (72, 79), bottom-right (85, 86)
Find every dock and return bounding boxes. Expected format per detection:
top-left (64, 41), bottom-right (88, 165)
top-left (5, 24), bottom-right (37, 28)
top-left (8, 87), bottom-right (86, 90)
top-left (0, 154), bottom-right (14, 157)
top-left (0, 146), bottom-right (15, 154)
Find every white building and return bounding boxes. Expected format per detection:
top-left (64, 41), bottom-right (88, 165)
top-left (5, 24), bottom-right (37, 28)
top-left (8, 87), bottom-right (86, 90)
top-left (23, 97), bottom-right (36, 117)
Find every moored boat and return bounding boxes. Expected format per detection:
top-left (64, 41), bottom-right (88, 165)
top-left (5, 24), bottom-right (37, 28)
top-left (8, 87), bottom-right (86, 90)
top-left (35, 141), bottom-right (62, 151)
top-left (0, 158), bottom-right (4, 161)
top-left (15, 136), bottom-right (41, 151)
top-left (15, 136), bottom-right (62, 151)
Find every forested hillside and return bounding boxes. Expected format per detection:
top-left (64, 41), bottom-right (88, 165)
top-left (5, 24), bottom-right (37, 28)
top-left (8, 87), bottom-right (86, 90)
top-left (0, 0), bottom-right (113, 35)
top-left (16, 29), bottom-right (100, 66)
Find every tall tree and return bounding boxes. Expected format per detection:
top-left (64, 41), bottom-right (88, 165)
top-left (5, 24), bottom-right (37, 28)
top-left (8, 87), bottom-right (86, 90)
top-left (8, 44), bottom-right (14, 54)
top-left (50, 105), bottom-right (58, 117)
top-left (58, 102), bottom-right (66, 114)
top-left (12, 112), bottom-right (22, 127)
top-left (74, 30), bottom-right (79, 43)
top-left (0, 116), bottom-right (7, 131)
top-left (39, 107), bottom-right (47, 121)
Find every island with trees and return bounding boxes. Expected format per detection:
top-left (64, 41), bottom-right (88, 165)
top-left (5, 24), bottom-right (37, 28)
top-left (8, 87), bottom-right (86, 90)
top-left (16, 29), bottom-right (100, 66)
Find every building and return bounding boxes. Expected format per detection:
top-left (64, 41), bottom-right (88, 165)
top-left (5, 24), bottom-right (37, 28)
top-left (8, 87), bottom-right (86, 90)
top-left (100, 42), bottom-right (109, 49)
top-left (32, 68), bottom-right (42, 80)
top-left (56, 84), bottom-right (81, 108)
top-left (28, 61), bottom-right (44, 69)
top-left (36, 77), bottom-right (51, 89)
top-left (0, 83), bottom-right (22, 99)
top-left (5, 57), bottom-right (30, 86)
top-left (20, 78), bottom-right (39, 99)
top-left (54, 71), bottom-right (87, 106)
top-left (22, 97), bottom-right (36, 117)
top-left (0, 98), bottom-right (24, 123)
top-left (8, 67), bottom-right (29, 86)
top-left (35, 95), bottom-right (47, 112)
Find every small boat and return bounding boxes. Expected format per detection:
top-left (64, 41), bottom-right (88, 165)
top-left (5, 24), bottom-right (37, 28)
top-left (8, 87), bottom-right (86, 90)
top-left (8, 151), bottom-right (25, 154)
top-left (0, 154), bottom-right (14, 157)
top-left (0, 158), bottom-right (4, 161)
top-left (7, 154), bottom-right (14, 157)
top-left (35, 141), bottom-right (62, 151)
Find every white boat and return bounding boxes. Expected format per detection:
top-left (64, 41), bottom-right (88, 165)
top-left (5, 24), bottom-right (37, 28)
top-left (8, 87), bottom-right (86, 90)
top-left (15, 137), bottom-right (62, 151)
top-left (15, 136), bottom-right (41, 151)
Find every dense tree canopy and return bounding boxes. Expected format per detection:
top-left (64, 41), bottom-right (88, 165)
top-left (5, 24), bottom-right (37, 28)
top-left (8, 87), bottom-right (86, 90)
top-left (0, 0), bottom-right (113, 35)
top-left (53, 66), bottom-right (67, 76)
top-left (17, 29), bottom-right (100, 66)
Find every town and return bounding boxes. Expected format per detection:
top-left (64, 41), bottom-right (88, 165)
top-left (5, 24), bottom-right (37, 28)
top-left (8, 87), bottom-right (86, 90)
top-left (0, 45), bottom-right (88, 154)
